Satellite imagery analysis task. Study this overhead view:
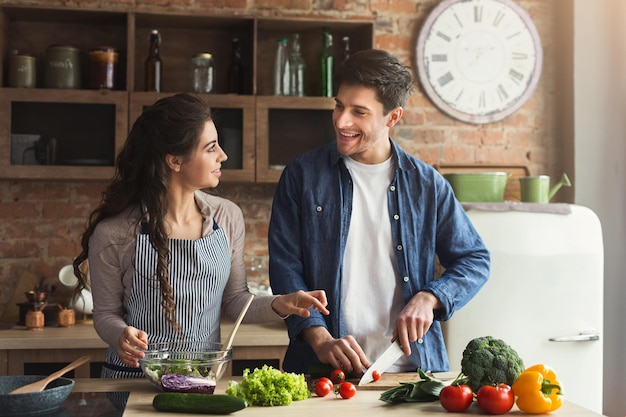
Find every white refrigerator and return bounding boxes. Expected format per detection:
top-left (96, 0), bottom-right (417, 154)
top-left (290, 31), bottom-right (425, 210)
top-left (443, 204), bottom-right (603, 413)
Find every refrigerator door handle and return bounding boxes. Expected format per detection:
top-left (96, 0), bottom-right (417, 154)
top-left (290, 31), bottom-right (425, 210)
top-left (549, 332), bottom-right (600, 342)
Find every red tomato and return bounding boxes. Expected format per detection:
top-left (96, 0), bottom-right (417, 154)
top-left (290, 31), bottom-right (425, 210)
top-left (315, 378), bottom-right (333, 397)
top-left (337, 381), bottom-right (357, 399)
top-left (372, 370), bottom-right (381, 382)
top-left (439, 384), bottom-right (474, 412)
top-left (476, 384), bottom-right (514, 415)
top-left (330, 369), bottom-right (345, 384)
top-left (317, 376), bottom-right (332, 386)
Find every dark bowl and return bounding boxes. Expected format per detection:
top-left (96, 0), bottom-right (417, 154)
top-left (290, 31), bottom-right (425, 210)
top-left (0, 376), bottom-right (74, 417)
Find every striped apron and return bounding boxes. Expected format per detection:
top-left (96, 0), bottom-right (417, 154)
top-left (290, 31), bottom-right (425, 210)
top-left (101, 219), bottom-right (230, 379)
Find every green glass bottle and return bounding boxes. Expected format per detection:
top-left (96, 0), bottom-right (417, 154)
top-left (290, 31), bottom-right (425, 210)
top-left (319, 27), bottom-right (333, 97)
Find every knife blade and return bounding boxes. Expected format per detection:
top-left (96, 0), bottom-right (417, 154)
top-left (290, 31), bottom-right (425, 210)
top-left (358, 340), bottom-right (404, 386)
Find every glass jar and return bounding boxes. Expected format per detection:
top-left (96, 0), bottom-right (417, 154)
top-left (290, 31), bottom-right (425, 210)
top-left (44, 45), bottom-right (81, 89)
top-left (88, 46), bottom-right (118, 90)
top-left (191, 53), bottom-right (215, 93)
top-left (8, 52), bottom-right (36, 88)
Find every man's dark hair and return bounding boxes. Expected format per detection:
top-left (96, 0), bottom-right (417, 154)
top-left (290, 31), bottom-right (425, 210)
top-left (335, 49), bottom-right (415, 114)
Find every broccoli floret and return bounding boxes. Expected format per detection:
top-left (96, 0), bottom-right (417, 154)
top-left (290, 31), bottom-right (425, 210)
top-left (460, 336), bottom-right (524, 392)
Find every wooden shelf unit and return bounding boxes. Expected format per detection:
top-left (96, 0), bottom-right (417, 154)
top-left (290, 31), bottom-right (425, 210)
top-left (0, 5), bottom-right (374, 182)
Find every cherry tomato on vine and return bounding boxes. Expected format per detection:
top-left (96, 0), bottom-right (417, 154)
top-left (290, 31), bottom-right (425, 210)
top-left (476, 384), bottom-right (514, 415)
top-left (315, 378), bottom-right (333, 397)
top-left (439, 384), bottom-right (474, 412)
top-left (337, 381), bottom-right (357, 399)
top-left (330, 369), bottom-right (345, 384)
top-left (372, 370), bottom-right (381, 382)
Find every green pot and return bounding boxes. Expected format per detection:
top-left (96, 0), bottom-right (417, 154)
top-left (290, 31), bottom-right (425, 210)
top-left (443, 172), bottom-right (509, 203)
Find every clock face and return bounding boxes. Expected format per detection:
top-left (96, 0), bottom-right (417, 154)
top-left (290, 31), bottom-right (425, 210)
top-left (416, 0), bottom-right (543, 124)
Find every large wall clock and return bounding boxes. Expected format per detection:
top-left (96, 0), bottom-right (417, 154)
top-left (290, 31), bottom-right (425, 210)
top-left (415, 0), bottom-right (543, 124)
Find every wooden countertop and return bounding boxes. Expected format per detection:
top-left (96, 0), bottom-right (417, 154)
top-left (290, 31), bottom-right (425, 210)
top-left (72, 378), bottom-right (606, 417)
top-left (0, 320), bottom-right (289, 350)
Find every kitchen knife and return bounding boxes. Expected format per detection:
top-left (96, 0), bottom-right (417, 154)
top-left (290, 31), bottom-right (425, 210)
top-left (358, 340), bottom-right (404, 386)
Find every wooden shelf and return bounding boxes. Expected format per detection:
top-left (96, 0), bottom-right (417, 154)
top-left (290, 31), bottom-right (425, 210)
top-left (0, 5), bottom-right (373, 182)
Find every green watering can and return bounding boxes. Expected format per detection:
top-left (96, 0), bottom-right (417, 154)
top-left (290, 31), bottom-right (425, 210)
top-left (519, 173), bottom-right (571, 203)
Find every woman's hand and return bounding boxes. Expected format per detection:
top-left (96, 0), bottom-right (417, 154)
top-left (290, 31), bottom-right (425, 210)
top-left (272, 289), bottom-right (329, 318)
top-left (117, 326), bottom-right (148, 367)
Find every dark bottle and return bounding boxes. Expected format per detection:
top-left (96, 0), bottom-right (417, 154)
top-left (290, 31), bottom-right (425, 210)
top-left (145, 29), bottom-right (162, 92)
top-left (228, 38), bottom-right (244, 94)
top-left (319, 27), bottom-right (333, 97)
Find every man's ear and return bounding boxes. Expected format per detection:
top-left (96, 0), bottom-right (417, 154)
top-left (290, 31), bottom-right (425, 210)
top-left (387, 107), bottom-right (404, 128)
top-left (166, 154), bottom-right (182, 172)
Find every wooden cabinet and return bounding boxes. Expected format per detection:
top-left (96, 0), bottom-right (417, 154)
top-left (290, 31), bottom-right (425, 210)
top-left (0, 5), bottom-right (373, 182)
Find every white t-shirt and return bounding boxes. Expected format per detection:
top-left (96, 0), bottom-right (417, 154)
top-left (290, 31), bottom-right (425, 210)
top-left (341, 156), bottom-right (411, 372)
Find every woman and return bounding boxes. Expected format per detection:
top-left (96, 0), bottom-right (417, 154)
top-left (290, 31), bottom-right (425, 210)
top-left (72, 93), bottom-right (328, 381)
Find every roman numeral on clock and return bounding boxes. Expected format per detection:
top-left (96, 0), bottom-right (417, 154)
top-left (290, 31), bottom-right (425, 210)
top-left (474, 5), bottom-right (483, 22)
top-left (509, 69), bottom-right (524, 84)
top-left (437, 71), bottom-right (454, 87)
top-left (493, 11), bottom-right (505, 27)
top-left (497, 84), bottom-right (509, 101)
top-left (436, 31), bottom-right (451, 42)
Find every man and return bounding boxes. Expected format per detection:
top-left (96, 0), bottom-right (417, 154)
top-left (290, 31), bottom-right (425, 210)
top-left (268, 49), bottom-right (490, 376)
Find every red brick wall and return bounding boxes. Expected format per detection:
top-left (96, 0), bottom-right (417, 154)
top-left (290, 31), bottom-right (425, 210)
top-left (0, 0), bottom-right (560, 320)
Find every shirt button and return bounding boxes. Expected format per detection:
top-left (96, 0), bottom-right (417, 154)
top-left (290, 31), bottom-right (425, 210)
top-left (396, 244), bottom-right (403, 251)
top-left (418, 338), bottom-right (424, 344)
top-left (389, 185), bottom-right (396, 191)
top-left (393, 214), bottom-right (399, 220)
top-left (316, 206), bottom-right (322, 212)
top-left (403, 276), bottom-right (409, 282)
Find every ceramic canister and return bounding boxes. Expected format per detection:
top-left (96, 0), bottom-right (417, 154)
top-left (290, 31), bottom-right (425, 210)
top-left (8, 53), bottom-right (36, 88)
top-left (45, 45), bottom-right (81, 89)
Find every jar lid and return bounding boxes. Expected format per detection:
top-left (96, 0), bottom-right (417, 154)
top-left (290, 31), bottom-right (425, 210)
top-left (89, 46), bottom-right (118, 53)
top-left (10, 53), bottom-right (35, 60)
top-left (47, 44), bottom-right (79, 52)
top-left (193, 52), bottom-right (213, 60)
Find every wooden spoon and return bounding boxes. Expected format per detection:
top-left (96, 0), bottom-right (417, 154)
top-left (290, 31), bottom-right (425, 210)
top-left (9, 355), bottom-right (91, 395)
top-left (214, 294), bottom-right (254, 381)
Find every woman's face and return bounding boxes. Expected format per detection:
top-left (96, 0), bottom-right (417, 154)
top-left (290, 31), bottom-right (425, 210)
top-left (178, 120), bottom-right (228, 189)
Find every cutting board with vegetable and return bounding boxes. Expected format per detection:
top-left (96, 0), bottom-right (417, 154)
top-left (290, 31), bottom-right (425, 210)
top-left (355, 371), bottom-right (456, 390)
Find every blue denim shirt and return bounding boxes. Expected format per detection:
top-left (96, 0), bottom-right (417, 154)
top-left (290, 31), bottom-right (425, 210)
top-left (268, 140), bottom-right (490, 374)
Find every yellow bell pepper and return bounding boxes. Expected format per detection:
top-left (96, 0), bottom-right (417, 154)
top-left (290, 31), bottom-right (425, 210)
top-left (512, 364), bottom-right (563, 414)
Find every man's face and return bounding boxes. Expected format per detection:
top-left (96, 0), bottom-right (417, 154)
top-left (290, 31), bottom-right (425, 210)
top-left (332, 84), bottom-right (401, 164)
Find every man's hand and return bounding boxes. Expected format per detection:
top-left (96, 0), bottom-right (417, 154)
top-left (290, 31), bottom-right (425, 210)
top-left (302, 326), bottom-right (370, 375)
top-left (393, 291), bottom-right (441, 355)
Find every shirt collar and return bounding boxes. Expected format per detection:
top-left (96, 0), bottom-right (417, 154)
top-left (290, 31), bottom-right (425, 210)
top-left (327, 138), bottom-right (418, 172)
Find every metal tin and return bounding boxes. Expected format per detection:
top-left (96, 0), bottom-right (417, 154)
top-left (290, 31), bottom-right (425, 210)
top-left (88, 46), bottom-right (118, 89)
top-left (8, 53), bottom-right (36, 88)
top-left (191, 52), bottom-right (215, 93)
top-left (44, 45), bottom-right (81, 89)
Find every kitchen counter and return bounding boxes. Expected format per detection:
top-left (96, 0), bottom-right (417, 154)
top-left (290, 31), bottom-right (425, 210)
top-left (0, 321), bottom-right (289, 377)
top-left (71, 378), bottom-right (606, 417)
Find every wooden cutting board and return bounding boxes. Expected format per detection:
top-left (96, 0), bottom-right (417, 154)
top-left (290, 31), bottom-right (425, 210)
top-left (354, 371), bottom-right (457, 391)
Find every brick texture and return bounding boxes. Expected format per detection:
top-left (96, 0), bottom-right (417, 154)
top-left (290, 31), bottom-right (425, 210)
top-left (0, 0), bottom-right (560, 319)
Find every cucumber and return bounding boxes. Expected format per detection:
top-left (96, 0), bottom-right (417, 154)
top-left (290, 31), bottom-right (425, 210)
top-left (152, 392), bottom-right (246, 414)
